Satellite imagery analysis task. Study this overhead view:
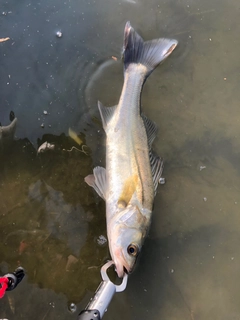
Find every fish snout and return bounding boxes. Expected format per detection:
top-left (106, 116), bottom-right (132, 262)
top-left (113, 247), bottom-right (131, 278)
top-left (115, 262), bottom-right (125, 278)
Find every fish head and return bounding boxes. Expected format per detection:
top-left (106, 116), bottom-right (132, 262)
top-left (109, 205), bottom-right (146, 278)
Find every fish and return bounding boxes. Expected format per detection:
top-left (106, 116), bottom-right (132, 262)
top-left (85, 22), bottom-right (177, 277)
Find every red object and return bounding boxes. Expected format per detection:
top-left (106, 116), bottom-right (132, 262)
top-left (19, 240), bottom-right (28, 255)
top-left (0, 277), bottom-right (9, 298)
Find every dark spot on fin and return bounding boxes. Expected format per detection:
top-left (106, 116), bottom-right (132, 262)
top-left (9, 111), bottom-right (15, 122)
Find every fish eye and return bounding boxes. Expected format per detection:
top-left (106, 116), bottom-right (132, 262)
top-left (127, 244), bottom-right (139, 257)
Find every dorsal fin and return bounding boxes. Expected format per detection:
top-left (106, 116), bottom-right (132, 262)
top-left (84, 166), bottom-right (107, 200)
top-left (149, 152), bottom-right (164, 194)
top-left (98, 101), bottom-right (117, 131)
top-left (142, 114), bottom-right (158, 147)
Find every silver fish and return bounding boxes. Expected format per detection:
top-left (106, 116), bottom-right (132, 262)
top-left (85, 22), bottom-right (177, 277)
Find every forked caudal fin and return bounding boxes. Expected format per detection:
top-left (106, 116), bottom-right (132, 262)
top-left (123, 21), bottom-right (178, 76)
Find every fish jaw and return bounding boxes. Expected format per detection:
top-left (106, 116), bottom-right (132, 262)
top-left (110, 238), bottom-right (136, 278)
top-left (113, 247), bottom-right (130, 278)
top-left (107, 205), bottom-right (146, 278)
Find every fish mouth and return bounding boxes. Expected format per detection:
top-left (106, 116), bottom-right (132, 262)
top-left (114, 257), bottom-right (130, 278)
top-left (113, 248), bottom-right (131, 278)
top-left (113, 247), bottom-right (137, 278)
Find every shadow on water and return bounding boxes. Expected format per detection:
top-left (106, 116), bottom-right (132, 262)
top-left (1, 0), bottom-right (240, 319)
top-left (0, 132), bottom-right (109, 318)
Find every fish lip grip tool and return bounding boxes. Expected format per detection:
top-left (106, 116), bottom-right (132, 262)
top-left (78, 261), bottom-right (128, 320)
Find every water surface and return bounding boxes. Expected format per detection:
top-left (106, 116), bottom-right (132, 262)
top-left (1, 0), bottom-right (240, 319)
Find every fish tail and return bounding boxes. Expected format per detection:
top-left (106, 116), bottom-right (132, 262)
top-left (123, 21), bottom-right (178, 76)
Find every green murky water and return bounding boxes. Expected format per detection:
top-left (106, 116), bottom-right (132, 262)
top-left (1, 0), bottom-right (240, 319)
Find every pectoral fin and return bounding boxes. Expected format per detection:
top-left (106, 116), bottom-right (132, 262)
top-left (118, 174), bottom-right (138, 207)
top-left (84, 166), bottom-right (107, 200)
